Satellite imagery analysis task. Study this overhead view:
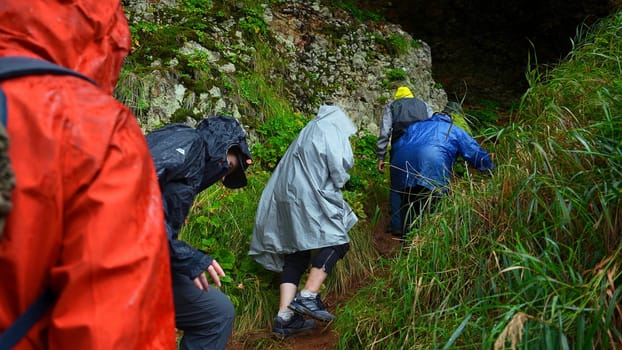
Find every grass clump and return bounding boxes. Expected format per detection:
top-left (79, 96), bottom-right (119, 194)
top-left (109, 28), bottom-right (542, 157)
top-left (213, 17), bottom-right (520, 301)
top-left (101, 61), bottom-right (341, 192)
top-left (335, 0), bottom-right (384, 23)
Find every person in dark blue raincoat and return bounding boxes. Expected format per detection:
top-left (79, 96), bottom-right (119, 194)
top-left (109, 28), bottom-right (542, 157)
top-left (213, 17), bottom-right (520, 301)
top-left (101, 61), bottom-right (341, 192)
top-left (146, 116), bottom-right (252, 350)
top-left (391, 112), bottom-right (494, 236)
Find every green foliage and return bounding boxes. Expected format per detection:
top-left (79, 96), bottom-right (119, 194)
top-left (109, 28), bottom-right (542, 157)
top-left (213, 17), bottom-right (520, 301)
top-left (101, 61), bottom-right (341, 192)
top-left (381, 67), bottom-right (408, 88)
top-left (184, 49), bottom-right (212, 71)
top-left (252, 111), bottom-right (309, 170)
top-left (180, 0), bottom-right (214, 13)
top-left (342, 132), bottom-right (384, 222)
top-left (128, 21), bottom-right (191, 65)
top-left (335, 0), bottom-right (383, 23)
top-left (385, 67), bottom-right (407, 81)
top-left (464, 99), bottom-right (500, 127)
top-left (387, 33), bottom-right (411, 56)
top-left (374, 32), bottom-right (414, 57)
top-left (171, 107), bottom-right (197, 123)
top-left (115, 66), bottom-right (152, 119)
top-left (336, 10), bottom-right (622, 349)
top-left (238, 7), bottom-right (269, 39)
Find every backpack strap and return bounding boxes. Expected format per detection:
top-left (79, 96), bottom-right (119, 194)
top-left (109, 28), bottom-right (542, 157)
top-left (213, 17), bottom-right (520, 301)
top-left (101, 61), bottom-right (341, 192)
top-left (0, 56), bottom-right (97, 125)
top-left (0, 289), bottom-right (54, 349)
top-left (0, 56), bottom-right (96, 348)
top-left (0, 56), bottom-right (96, 84)
top-left (0, 87), bottom-right (6, 127)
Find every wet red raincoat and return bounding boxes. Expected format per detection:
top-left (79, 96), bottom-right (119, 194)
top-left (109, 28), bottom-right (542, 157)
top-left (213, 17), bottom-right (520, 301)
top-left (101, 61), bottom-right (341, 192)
top-left (0, 1), bottom-right (176, 349)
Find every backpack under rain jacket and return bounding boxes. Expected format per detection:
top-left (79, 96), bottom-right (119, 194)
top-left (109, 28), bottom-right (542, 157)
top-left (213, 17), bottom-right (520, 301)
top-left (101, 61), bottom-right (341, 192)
top-left (391, 113), bottom-right (494, 193)
top-left (0, 1), bottom-right (176, 349)
top-left (146, 116), bottom-right (252, 279)
top-left (249, 105), bottom-right (358, 272)
top-left (376, 97), bottom-right (434, 161)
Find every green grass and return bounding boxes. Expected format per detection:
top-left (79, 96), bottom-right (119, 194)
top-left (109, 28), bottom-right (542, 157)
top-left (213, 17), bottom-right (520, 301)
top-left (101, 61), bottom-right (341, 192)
top-left (334, 11), bottom-right (622, 349)
top-left (198, 9), bottom-right (619, 350)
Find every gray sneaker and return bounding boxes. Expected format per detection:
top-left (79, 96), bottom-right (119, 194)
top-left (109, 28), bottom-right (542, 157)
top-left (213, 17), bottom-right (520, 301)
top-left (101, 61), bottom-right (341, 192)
top-left (272, 313), bottom-right (315, 337)
top-left (288, 293), bottom-right (336, 322)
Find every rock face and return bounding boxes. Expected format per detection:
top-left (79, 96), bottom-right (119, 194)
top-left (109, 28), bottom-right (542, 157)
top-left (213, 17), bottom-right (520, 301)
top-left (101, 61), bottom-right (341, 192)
top-left (268, 1), bottom-right (448, 134)
top-left (119, 0), bottom-right (447, 135)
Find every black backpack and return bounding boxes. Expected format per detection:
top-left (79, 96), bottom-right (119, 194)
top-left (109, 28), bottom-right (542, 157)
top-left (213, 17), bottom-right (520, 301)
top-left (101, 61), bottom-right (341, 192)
top-left (0, 56), bottom-right (96, 350)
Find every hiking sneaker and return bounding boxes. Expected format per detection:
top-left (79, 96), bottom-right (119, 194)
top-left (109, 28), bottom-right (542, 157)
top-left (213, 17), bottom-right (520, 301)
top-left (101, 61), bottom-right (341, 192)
top-left (390, 228), bottom-right (403, 237)
top-left (288, 293), bottom-right (336, 322)
top-left (272, 313), bottom-right (315, 337)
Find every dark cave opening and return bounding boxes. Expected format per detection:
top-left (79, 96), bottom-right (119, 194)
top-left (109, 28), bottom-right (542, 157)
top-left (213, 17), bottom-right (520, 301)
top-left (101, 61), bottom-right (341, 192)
top-left (353, 0), bottom-right (618, 108)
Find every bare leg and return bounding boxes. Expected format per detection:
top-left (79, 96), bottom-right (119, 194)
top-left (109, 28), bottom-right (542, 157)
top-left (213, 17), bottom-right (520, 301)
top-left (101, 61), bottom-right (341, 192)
top-left (302, 267), bottom-right (328, 293)
top-left (279, 282), bottom-right (297, 312)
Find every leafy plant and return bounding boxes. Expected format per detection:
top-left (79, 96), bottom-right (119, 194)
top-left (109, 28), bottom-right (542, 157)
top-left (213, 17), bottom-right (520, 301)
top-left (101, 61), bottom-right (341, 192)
top-left (387, 33), bottom-right (411, 56)
top-left (252, 111), bottom-right (309, 169)
top-left (238, 7), bottom-right (269, 38)
top-left (181, 0), bottom-right (214, 14)
top-left (464, 99), bottom-right (500, 127)
top-left (385, 67), bottom-right (407, 81)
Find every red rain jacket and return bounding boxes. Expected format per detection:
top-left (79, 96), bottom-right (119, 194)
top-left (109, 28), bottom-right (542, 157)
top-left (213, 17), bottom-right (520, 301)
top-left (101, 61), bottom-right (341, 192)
top-left (0, 1), bottom-right (176, 349)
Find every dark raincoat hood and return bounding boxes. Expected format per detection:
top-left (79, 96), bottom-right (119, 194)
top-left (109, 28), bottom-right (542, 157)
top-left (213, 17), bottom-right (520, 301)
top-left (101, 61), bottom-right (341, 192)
top-left (147, 115), bottom-right (252, 195)
top-left (196, 116), bottom-right (252, 189)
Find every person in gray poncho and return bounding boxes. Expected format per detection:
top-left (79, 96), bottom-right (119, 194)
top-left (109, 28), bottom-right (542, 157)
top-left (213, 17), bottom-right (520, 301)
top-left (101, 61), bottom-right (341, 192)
top-left (249, 105), bottom-right (358, 337)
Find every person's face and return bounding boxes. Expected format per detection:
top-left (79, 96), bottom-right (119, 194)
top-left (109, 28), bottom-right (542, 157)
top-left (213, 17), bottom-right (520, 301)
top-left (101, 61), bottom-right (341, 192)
top-left (222, 151), bottom-right (240, 182)
top-left (226, 152), bottom-right (240, 174)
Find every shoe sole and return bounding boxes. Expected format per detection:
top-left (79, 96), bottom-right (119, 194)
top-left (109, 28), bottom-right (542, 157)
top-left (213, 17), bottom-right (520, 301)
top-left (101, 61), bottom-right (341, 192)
top-left (272, 327), bottom-right (314, 339)
top-left (288, 303), bottom-right (335, 322)
top-left (272, 323), bottom-right (315, 339)
top-left (272, 331), bottom-right (306, 339)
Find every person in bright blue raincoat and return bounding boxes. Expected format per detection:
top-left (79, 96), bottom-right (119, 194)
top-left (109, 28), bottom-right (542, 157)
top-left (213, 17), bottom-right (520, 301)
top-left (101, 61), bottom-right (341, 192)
top-left (376, 86), bottom-right (434, 237)
top-left (391, 112), bottom-right (494, 235)
top-left (249, 105), bottom-right (358, 337)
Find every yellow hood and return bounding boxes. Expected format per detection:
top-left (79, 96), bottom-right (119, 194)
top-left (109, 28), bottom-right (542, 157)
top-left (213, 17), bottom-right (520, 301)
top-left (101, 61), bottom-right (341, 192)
top-left (394, 86), bottom-right (414, 99)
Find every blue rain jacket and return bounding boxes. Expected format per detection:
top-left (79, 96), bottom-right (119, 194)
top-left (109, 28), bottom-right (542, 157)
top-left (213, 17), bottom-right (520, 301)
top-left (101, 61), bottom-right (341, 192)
top-left (391, 113), bottom-right (494, 193)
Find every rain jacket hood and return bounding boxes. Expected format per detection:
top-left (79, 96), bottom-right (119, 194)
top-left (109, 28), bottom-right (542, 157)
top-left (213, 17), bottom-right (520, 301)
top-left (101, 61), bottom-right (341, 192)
top-left (196, 116), bottom-right (252, 189)
top-left (249, 105), bottom-right (358, 272)
top-left (0, 1), bottom-right (131, 94)
top-left (394, 86), bottom-right (414, 99)
top-left (148, 116), bottom-right (252, 194)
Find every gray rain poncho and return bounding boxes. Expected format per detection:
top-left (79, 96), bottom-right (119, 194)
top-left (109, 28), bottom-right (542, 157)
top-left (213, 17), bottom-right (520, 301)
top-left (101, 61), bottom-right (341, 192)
top-left (249, 105), bottom-right (359, 272)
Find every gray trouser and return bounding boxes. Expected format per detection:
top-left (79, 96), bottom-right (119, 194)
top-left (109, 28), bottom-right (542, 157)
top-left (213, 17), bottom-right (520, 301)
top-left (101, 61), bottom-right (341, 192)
top-left (172, 272), bottom-right (235, 350)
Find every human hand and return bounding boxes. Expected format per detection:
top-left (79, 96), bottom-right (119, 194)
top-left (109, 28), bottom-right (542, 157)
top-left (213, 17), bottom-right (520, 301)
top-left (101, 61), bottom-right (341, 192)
top-left (377, 159), bottom-right (385, 173)
top-left (193, 260), bottom-right (226, 291)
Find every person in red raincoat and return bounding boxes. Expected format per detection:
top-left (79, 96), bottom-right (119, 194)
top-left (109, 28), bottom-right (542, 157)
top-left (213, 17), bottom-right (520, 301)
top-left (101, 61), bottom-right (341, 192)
top-left (0, 1), bottom-right (176, 349)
